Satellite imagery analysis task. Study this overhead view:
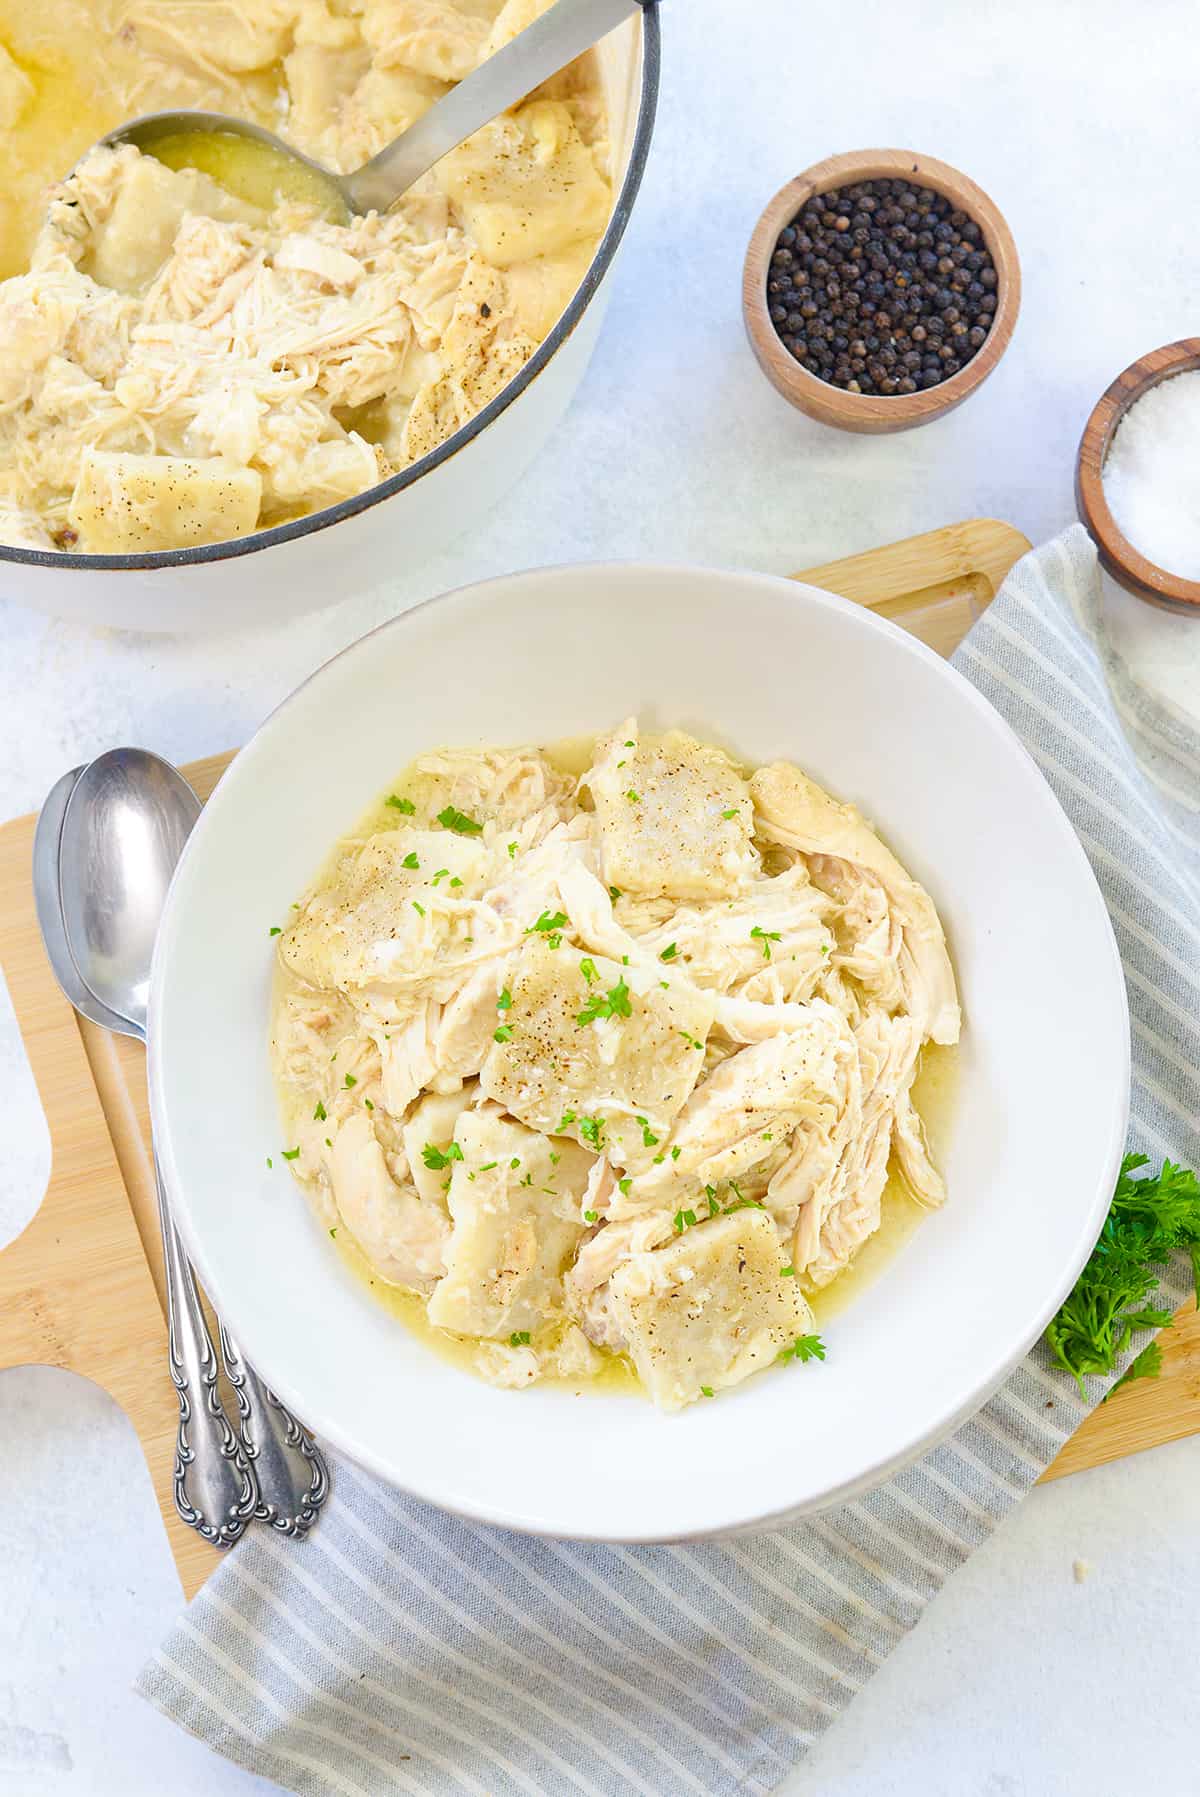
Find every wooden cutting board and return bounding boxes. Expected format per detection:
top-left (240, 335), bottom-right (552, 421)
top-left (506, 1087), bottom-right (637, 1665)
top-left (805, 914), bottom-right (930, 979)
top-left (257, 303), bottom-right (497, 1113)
top-left (2, 517), bottom-right (1196, 1603)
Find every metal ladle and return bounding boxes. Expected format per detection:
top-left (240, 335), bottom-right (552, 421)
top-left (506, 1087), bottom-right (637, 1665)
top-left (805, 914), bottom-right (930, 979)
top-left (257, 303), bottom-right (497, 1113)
top-left (100, 0), bottom-right (647, 219)
top-left (38, 750), bottom-right (328, 1545)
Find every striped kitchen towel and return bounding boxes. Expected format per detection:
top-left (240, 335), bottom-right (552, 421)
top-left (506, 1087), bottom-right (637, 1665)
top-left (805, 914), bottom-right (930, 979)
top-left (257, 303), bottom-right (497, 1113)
top-left (139, 524), bottom-right (1200, 1797)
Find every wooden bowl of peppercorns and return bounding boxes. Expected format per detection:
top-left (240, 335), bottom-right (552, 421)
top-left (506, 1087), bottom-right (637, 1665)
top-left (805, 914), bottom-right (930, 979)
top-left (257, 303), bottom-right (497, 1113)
top-left (743, 148), bottom-right (1021, 433)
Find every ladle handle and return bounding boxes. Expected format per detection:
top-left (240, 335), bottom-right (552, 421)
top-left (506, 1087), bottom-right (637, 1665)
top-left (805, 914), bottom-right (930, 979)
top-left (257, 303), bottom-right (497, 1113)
top-left (155, 1156), bottom-right (259, 1546)
top-left (344, 0), bottom-right (643, 213)
top-left (219, 1325), bottom-right (331, 1537)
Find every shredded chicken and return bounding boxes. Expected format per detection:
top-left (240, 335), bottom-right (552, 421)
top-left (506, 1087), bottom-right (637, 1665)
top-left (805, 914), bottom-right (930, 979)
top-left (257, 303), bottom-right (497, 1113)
top-left (271, 719), bottom-right (961, 1410)
top-left (0, 0), bottom-right (610, 551)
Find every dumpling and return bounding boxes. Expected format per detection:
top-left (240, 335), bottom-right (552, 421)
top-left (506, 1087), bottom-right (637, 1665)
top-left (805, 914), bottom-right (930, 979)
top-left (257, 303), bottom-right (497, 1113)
top-left (437, 100), bottom-right (610, 266)
top-left (608, 1211), bottom-right (815, 1411)
top-left (67, 450), bottom-right (262, 553)
top-left (584, 721), bottom-right (759, 900)
top-left (479, 935), bottom-right (715, 1169)
top-left (426, 1106), bottom-right (593, 1336)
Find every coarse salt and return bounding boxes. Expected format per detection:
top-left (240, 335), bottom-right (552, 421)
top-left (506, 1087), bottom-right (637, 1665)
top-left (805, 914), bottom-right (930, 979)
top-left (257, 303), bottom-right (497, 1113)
top-left (1103, 370), bottom-right (1200, 580)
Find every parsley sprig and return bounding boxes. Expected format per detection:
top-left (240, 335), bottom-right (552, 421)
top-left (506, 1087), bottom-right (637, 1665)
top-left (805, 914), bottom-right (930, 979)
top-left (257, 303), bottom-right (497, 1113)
top-left (422, 1141), bottom-right (464, 1171)
top-left (1046, 1154), bottom-right (1200, 1393)
top-left (436, 804), bottom-right (482, 835)
top-left (778, 1334), bottom-right (826, 1365)
top-left (577, 975), bottom-right (632, 1028)
top-left (527, 910), bottom-right (568, 949)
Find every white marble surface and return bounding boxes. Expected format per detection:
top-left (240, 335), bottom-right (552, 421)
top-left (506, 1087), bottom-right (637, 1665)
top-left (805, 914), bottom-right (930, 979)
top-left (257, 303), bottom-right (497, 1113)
top-left (3, 0), bottom-right (1200, 1790)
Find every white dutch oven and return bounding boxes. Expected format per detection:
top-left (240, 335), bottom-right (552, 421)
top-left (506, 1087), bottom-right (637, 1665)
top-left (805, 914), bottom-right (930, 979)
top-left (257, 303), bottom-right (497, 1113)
top-left (0, 11), bottom-right (660, 634)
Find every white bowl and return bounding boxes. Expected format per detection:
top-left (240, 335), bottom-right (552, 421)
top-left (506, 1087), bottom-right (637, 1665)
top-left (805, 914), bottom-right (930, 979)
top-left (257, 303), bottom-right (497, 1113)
top-left (0, 14), bottom-right (659, 635)
top-left (150, 563), bottom-right (1129, 1540)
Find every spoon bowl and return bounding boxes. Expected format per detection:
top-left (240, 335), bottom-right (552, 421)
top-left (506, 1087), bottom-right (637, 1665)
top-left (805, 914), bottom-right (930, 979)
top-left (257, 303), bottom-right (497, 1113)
top-left (101, 112), bottom-right (351, 223)
top-left (58, 749), bottom-right (201, 1038)
top-left (32, 766), bottom-right (129, 1034)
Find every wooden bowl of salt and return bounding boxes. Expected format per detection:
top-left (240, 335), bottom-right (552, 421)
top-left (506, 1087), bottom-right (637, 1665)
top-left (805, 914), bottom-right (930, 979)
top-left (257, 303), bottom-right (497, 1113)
top-left (1076, 338), bottom-right (1200, 613)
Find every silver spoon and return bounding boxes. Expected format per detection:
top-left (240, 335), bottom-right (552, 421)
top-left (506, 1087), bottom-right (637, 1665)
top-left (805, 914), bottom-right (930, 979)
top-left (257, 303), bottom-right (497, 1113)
top-left (100, 0), bottom-right (647, 218)
top-left (50, 749), bottom-right (330, 1541)
top-left (34, 766), bottom-right (254, 1547)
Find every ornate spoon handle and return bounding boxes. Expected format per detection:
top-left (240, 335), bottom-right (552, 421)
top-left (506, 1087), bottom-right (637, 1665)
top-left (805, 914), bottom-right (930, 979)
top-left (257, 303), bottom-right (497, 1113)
top-left (220, 1325), bottom-right (331, 1537)
top-left (155, 1158), bottom-right (259, 1545)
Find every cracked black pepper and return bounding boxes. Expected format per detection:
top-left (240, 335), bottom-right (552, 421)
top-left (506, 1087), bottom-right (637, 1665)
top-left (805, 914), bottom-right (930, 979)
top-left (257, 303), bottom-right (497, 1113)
top-left (767, 178), bottom-right (998, 396)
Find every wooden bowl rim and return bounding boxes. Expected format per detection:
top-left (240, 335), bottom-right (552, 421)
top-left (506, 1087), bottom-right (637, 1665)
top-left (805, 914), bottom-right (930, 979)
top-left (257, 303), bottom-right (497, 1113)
top-left (1074, 338), bottom-right (1200, 611)
top-left (742, 148), bottom-right (1022, 431)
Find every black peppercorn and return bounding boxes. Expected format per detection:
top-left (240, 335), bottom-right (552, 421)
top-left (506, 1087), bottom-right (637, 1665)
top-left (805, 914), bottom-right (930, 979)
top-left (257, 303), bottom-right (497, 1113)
top-left (765, 176), bottom-right (998, 396)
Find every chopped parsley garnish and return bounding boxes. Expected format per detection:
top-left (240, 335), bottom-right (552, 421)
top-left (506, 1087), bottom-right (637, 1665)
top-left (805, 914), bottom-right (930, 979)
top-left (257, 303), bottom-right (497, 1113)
top-left (779, 1334), bottom-right (826, 1364)
top-left (313, 1100), bottom-right (327, 1122)
top-left (281, 1147), bottom-right (300, 1161)
top-left (700, 1386), bottom-right (714, 1398)
top-left (422, 1141), bottom-right (464, 1170)
top-left (493, 1024), bottom-right (514, 1043)
top-left (673, 1207), bottom-right (699, 1233)
top-left (637, 1117), bottom-right (659, 1147)
top-left (324, 1138), bottom-right (332, 1148)
top-left (450, 876), bottom-right (463, 889)
top-left (653, 1152), bottom-right (666, 1165)
top-left (780, 1264), bottom-right (795, 1278)
top-left (623, 739), bottom-right (635, 747)
top-left (510, 1157), bottom-right (521, 1170)
top-left (721, 808), bottom-right (738, 819)
top-left (412, 900), bottom-right (426, 917)
top-left (579, 1116), bottom-right (605, 1151)
top-left (616, 760), bottom-right (626, 769)
top-left (436, 804), bottom-right (483, 835)
top-left (329, 1226), bottom-right (338, 1239)
top-left (401, 851), bottom-right (420, 870)
top-left (529, 909), bottom-right (568, 935)
top-left (269, 925), bottom-right (281, 937)
top-left (625, 789), bottom-right (640, 803)
top-left (431, 867), bottom-right (450, 885)
top-left (584, 1209), bottom-right (599, 1223)
top-left (751, 925), bottom-right (783, 961)
top-left (520, 1172), bottom-right (533, 1187)
top-left (678, 1029), bottom-right (705, 1052)
top-left (820, 942), bottom-right (830, 956)
top-left (497, 987), bottom-right (513, 1011)
top-left (1047, 1154), bottom-right (1200, 1392)
top-left (510, 1331), bottom-right (531, 1346)
top-left (705, 1191), bottom-right (720, 1217)
top-left (507, 841), bottom-right (518, 859)
top-left (577, 976), bottom-right (632, 1028)
top-left (671, 1146), bottom-right (682, 1161)
top-left (557, 1109), bottom-right (577, 1132)
top-left (609, 886), bottom-right (622, 902)
top-left (618, 1177), bottom-right (633, 1195)
top-left (385, 794), bottom-right (415, 813)
top-left (723, 1194), bottom-right (764, 1215)
top-left (343, 1073), bottom-right (357, 1089)
top-left (364, 1098), bottom-right (374, 1111)
top-left (579, 957), bottom-right (598, 985)
top-left (660, 943), bottom-right (678, 962)
top-left (479, 1161), bottom-right (498, 1172)
top-left (266, 1156), bottom-right (273, 1168)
